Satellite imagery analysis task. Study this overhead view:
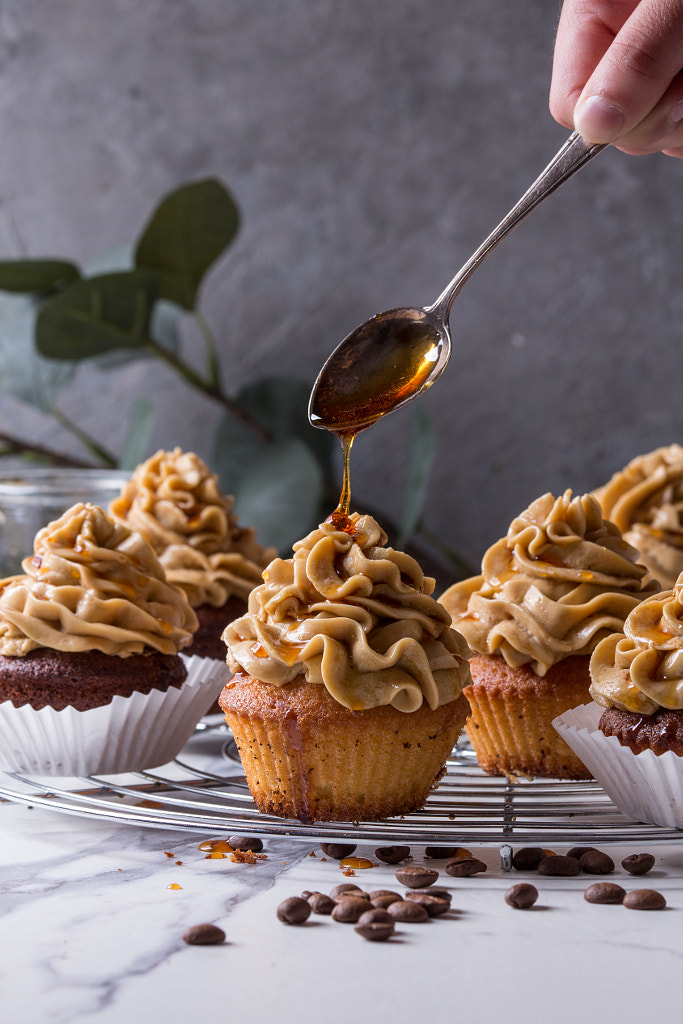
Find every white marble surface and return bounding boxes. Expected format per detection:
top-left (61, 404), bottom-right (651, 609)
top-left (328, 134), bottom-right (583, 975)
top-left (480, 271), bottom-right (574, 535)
top-left (3, 788), bottom-right (683, 1024)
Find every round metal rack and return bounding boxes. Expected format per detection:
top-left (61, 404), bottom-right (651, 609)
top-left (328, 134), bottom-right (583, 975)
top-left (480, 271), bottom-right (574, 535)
top-left (1, 718), bottom-right (681, 847)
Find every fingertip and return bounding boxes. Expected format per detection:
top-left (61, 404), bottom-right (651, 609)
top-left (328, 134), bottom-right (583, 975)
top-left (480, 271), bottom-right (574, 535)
top-left (574, 94), bottom-right (625, 143)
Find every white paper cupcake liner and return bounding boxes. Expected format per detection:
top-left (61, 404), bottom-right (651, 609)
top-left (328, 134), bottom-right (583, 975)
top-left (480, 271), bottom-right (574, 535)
top-left (553, 702), bottom-right (683, 829)
top-left (0, 653), bottom-right (229, 777)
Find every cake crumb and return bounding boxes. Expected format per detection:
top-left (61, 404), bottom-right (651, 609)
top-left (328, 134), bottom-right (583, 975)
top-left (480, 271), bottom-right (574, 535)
top-left (230, 850), bottom-right (268, 864)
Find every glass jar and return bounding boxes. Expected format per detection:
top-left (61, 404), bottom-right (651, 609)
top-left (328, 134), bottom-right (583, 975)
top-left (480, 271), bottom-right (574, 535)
top-left (0, 467), bottom-right (130, 577)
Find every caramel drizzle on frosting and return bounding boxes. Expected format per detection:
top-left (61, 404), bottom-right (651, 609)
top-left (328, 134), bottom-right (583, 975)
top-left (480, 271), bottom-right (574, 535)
top-left (109, 448), bottom-right (275, 607)
top-left (222, 514), bottom-right (471, 713)
top-left (440, 491), bottom-right (657, 677)
top-left (0, 503), bottom-right (197, 657)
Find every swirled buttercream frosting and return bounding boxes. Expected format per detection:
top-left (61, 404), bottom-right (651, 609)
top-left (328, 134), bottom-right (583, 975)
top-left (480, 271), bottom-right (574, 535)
top-left (440, 491), bottom-right (657, 676)
top-left (0, 503), bottom-right (197, 657)
top-left (593, 445), bottom-right (683, 591)
top-left (222, 514), bottom-right (471, 713)
top-left (590, 579), bottom-right (683, 714)
top-left (109, 449), bottom-right (275, 607)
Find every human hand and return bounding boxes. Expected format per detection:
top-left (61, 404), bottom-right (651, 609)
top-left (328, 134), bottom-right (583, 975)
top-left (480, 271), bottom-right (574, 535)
top-left (550, 0), bottom-right (683, 157)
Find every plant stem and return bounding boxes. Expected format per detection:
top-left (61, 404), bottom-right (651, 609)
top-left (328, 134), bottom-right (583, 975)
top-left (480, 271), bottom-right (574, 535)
top-left (50, 407), bottom-right (117, 467)
top-left (145, 338), bottom-right (271, 440)
top-left (193, 310), bottom-right (222, 389)
top-left (0, 433), bottom-right (96, 469)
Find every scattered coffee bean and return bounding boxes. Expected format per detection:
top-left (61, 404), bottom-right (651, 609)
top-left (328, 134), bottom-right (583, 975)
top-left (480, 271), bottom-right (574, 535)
top-left (622, 853), bottom-right (655, 876)
top-left (182, 923), bottom-right (226, 945)
top-left (354, 908), bottom-right (395, 941)
top-left (584, 883), bottom-right (626, 905)
top-left (320, 843), bottom-right (357, 860)
top-left (329, 883), bottom-right (364, 900)
top-left (504, 883), bottom-right (538, 909)
top-left (422, 887), bottom-right (452, 903)
top-left (301, 890), bottom-right (314, 900)
top-left (579, 850), bottom-right (615, 875)
top-left (512, 847), bottom-right (554, 871)
top-left (227, 835), bottom-right (263, 853)
top-left (375, 846), bottom-right (411, 864)
top-left (332, 896), bottom-right (372, 923)
top-left (370, 892), bottom-right (403, 909)
top-left (387, 899), bottom-right (430, 922)
top-left (307, 892), bottom-right (336, 915)
top-left (277, 897), bottom-right (311, 925)
top-left (537, 855), bottom-right (580, 877)
top-left (395, 865), bottom-right (440, 888)
top-left (445, 856), bottom-right (487, 877)
top-left (566, 846), bottom-right (598, 861)
top-left (623, 889), bottom-right (666, 911)
top-left (404, 890), bottom-right (451, 917)
top-left (425, 846), bottom-right (460, 859)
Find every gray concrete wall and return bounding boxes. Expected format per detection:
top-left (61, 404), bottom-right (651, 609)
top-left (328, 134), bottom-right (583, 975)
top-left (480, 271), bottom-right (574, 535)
top-left (0, 0), bottom-right (681, 578)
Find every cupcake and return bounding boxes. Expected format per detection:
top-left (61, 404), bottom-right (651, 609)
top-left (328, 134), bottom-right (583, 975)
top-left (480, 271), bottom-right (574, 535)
top-left (439, 491), bottom-right (657, 779)
top-left (109, 448), bottom-right (275, 659)
top-left (0, 503), bottom-right (222, 776)
top-left (220, 513), bottom-right (472, 823)
top-left (593, 444), bottom-right (683, 590)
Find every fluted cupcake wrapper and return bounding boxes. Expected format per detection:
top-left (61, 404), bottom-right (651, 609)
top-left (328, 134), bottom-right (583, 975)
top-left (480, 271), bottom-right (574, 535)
top-left (0, 653), bottom-right (228, 777)
top-left (553, 702), bottom-right (683, 829)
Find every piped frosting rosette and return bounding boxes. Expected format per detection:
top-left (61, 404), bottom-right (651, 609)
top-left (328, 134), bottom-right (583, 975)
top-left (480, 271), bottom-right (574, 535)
top-left (223, 514), bottom-right (471, 713)
top-left (593, 445), bottom-right (683, 590)
top-left (109, 448), bottom-right (275, 607)
top-left (440, 491), bottom-right (658, 676)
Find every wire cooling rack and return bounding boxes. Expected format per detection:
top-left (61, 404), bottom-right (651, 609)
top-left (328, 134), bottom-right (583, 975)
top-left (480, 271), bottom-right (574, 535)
top-left (1, 719), bottom-right (681, 847)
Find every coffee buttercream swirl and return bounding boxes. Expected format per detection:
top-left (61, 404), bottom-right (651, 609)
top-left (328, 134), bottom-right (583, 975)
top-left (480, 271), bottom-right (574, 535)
top-left (594, 445), bottom-right (683, 590)
top-left (109, 449), bottom-right (275, 606)
top-left (440, 492), bottom-right (657, 676)
top-left (0, 503), bottom-right (197, 657)
top-left (222, 514), bottom-right (471, 713)
top-left (590, 578), bottom-right (683, 714)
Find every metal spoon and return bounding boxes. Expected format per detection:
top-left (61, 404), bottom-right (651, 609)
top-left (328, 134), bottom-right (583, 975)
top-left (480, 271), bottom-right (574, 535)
top-left (309, 131), bottom-right (605, 434)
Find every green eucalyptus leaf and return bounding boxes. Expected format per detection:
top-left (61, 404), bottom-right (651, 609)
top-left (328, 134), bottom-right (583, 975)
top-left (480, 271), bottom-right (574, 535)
top-left (36, 270), bottom-right (159, 360)
top-left (0, 259), bottom-right (81, 294)
top-left (397, 406), bottom-right (435, 548)
top-left (0, 292), bottom-right (77, 410)
top-left (135, 178), bottom-right (240, 311)
top-left (119, 397), bottom-right (156, 471)
top-left (232, 437), bottom-right (323, 553)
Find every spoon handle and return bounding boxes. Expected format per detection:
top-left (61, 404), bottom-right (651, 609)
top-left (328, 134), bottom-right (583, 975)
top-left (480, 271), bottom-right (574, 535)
top-left (430, 131), bottom-right (606, 317)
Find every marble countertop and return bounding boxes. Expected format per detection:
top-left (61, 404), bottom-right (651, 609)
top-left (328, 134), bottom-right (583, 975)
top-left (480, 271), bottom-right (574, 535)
top-left (2, 788), bottom-right (683, 1024)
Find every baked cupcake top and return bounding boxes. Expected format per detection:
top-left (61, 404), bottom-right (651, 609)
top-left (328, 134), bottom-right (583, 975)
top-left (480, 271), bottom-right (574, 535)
top-left (222, 513), bottom-right (471, 713)
top-left (593, 444), bottom-right (683, 590)
top-left (0, 503), bottom-right (197, 657)
top-left (590, 577), bottom-right (683, 714)
top-left (109, 448), bottom-right (275, 608)
top-left (440, 491), bottom-right (657, 676)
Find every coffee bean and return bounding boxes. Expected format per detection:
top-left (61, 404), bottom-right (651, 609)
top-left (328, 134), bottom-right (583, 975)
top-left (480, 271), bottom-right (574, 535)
top-left (623, 889), bottom-right (666, 911)
top-left (512, 847), bottom-right (554, 871)
top-left (622, 853), bottom-right (655, 876)
top-left (369, 889), bottom-right (402, 901)
top-left (182, 923), bottom-right (226, 945)
top-left (445, 856), bottom-right (487, 877)
top-left (404, 890), bottom-right (451, 917)
top-left (422, 887), bottom-right (452, 903)
top-left (332, 896), bottom-right (373, 923)
top-left (329, 883), bottom-right (365, 900)
top-left (375, 846), bottom-right (411, 864)
top-left (354, 908), bottom-right (395, 941)
top-left (276, 897), bottom-right (311, 925)
top-left (537, 855), bottom-right (580, 877)
top-left (370, 892), bottom-right (402, 909)
top-left (307, 892), bottom-right (336, 915)
top-left (395, 865), bottom-right (440, 888)
top-left (566, 846), bottom-right (598, 861)
top-left (579, 850), bottom-right (615, 874)
top-left (425, 846), bottom-right (462, 859)
top-left (504, 883), bottom-right (538, 909)
top-left (320, 843), bottom-right (357, 860)
top-left (227, 835), bottom-right (263, 853)
top-left (387, 899), bottom-right (430, 923)
top-left (584, 883), bottom-right (626, 905)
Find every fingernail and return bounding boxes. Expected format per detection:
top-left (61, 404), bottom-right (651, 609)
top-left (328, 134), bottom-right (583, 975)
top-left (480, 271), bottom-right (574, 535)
top-left (574, 95), bottom-right (625, 143)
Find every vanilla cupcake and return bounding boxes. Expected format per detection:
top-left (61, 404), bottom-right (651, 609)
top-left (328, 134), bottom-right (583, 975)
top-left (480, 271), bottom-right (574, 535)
top-left (0, 503), bottom-right (223, 776)
top-left (593, 444), bottom-right (683, 590)
top-left (109, 448), bottom-right (275, 659)
top-left (220, 513), bottom-right (471, 823)
top-left (440, 491), bottom-right (657, 779)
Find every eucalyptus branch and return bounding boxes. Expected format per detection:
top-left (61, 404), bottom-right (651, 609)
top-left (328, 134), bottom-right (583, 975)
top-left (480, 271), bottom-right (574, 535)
top-left (50, 407), bottom-right (118, 467)
top-left (193, 310), bottom-right (222, 389)
top-left (0, 432), bottom-right (95, 469)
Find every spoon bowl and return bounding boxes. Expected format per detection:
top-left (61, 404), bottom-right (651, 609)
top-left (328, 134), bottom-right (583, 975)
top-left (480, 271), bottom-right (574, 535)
top-left (309, 131), bottom-right (605, 435)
